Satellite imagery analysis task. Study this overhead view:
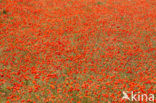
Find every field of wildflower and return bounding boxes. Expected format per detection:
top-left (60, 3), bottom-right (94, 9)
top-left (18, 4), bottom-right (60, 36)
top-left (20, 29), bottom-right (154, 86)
top-left (0, 0), bottom-right (155, 102)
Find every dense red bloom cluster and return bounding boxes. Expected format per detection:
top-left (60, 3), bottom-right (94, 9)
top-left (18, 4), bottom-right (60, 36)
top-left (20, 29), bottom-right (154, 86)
top-left (0, 0), bottom-right (155, 102)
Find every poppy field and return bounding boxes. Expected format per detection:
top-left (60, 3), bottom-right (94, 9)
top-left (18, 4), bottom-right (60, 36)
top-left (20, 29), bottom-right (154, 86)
top-left (0, 0), bottom-right (156, 102)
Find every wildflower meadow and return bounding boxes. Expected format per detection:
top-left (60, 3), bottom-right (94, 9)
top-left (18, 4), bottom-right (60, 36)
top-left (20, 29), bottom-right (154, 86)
top-left (0, 0), bottom-right (155, 102)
